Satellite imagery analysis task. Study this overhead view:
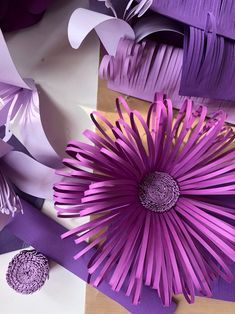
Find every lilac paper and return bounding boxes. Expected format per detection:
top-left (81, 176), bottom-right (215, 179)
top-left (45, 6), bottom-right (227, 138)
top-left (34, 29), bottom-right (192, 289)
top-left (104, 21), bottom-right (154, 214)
top-left (0, 127), bottom-right (44, 255)
top-left (68, 8), bottom-right (135, 56)
top-left (0, 30), bottom-right (62, 169)
top-left (100, 37), bottom-right (235, 123)
top-left (6, 199), bottom-right (176, 314)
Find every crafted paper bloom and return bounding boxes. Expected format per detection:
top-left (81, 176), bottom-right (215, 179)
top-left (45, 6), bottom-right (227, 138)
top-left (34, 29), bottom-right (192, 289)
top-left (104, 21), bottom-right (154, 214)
top-left (54, 96), bottom-right (235, 306)
top-left (6, 249), bottom-right (49, 294)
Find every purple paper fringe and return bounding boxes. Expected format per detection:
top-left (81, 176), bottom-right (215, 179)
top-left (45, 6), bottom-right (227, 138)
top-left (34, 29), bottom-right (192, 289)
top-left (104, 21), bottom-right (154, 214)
top-left (143, 0), bottom-right (235, 40)
top-left (100, 38), bottom-right (235, 120)
top-left (54, 96), bottom-right (235, 306)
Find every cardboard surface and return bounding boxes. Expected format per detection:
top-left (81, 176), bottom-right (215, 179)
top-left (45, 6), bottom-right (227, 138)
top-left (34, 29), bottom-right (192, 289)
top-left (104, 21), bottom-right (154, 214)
top-left (85, 79), bottom-right (235, 314)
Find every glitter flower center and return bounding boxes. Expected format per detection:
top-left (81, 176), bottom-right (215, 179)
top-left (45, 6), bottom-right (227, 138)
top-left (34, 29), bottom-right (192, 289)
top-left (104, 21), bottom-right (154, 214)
top-left (138, 171), bottom-right (180, 213)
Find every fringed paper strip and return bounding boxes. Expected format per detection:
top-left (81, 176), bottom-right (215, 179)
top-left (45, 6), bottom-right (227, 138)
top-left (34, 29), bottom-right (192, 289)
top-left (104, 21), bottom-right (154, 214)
top-left (180, 25), bottom-right (235, 102)
top-left (55, 96), bottom-right (235, 306)
top-left (100, 37), bottom-right (235, 123)
top-left (140, 0), bottom-right (235, 40)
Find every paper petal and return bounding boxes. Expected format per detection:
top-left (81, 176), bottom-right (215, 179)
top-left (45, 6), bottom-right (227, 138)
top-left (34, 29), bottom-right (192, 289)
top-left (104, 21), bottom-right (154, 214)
top-left (2, 151), bottom-right (58, 199)
top-left (68, 8), bottom-right (135, 55)
top-left (0, 31), bottom-right (62, 168)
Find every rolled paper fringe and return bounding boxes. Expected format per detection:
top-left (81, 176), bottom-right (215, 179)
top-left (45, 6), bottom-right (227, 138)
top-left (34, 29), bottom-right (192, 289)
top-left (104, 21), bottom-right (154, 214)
top-left (100, 38), bottom-right (235, 123)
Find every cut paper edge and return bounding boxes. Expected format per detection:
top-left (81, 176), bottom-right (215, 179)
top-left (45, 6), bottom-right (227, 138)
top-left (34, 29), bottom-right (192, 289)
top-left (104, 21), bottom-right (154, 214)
top-left (0, 30), bottom-right (62, 168)
top-left (68, 8), bottom-right (135, 55)
top-left (2, 151), bottom-right (59, 200)
top-left (100, 38), bottom-right (235, 124)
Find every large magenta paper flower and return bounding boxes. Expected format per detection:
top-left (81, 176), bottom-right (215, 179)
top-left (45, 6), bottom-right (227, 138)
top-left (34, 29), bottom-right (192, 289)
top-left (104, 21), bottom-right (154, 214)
top-left (54, 96), bottom-right (235, 306)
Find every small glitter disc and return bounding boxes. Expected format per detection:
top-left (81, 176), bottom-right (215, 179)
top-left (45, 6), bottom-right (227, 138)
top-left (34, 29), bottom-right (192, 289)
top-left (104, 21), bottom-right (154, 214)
top-left (138, 171), bottom-right (180, 213)
top-left (6, 250), bottom-right (49, 294)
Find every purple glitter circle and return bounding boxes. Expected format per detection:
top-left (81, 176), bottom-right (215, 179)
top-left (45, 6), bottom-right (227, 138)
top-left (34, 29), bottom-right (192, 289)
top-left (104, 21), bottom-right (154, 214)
top-left (139, 171), bottom-right (180, 213)
top-left (6, 250), bottom-right (49, 294)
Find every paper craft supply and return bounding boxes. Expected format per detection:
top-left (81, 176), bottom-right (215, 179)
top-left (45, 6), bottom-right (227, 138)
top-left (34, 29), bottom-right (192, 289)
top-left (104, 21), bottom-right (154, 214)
top-left (139, 0), bottom-right (235, 40)
top-left (180, 25), bottom-right (235, 102)
top-left (0, 30), bottom-right (62, 169)
top-left (68, 3), bottom-right (182, 56)
top-left (55, 95), bottom-right (235, 306)
top-left (6, 198), bottom-right (176, 314)
top-left (0, 128), bottom-right (44, 255)
top-left (6, 249), bottom-right (49, 294)
top-left (100, 37), bottom-right (235, 123)
top-left (68, 8), bottom-right (135, 56)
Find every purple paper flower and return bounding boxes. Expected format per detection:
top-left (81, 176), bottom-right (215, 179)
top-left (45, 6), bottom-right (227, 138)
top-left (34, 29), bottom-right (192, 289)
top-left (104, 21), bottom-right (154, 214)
top-left (54, 96), bottom-right (235, 306)
top-left (6, 249), bottom-right (49, 294)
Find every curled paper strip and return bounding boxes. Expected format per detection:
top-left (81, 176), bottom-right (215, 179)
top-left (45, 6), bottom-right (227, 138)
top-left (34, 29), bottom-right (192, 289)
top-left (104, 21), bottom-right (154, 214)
top-left (68, 8), bottom-right (135, 55)
top-left (7, 199), bottom-right (176, 314)
top-left (68, 5), bottom-right (182, 56)
top-left (55, 96), bottom-right (235, 306)
top-left (100, 37), bottom-right (235, 123)
top-left (0, 30), bottom-right (62, 168)
top-left (6, 249), bottom-right (49, 294)
top-left (141, 0), bottom-right (235, 40)
top-left (180, 25), bottom-right (235, 102)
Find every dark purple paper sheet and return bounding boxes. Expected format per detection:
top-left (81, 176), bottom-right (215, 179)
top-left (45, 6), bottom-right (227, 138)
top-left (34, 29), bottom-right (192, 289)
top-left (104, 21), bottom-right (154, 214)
top-left (6, 198), bottom-right (176, 314)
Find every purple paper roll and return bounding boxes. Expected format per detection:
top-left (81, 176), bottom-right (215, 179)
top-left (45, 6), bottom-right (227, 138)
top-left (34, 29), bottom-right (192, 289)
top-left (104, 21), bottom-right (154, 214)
top-left (6, 199), bottom-right (176, 314)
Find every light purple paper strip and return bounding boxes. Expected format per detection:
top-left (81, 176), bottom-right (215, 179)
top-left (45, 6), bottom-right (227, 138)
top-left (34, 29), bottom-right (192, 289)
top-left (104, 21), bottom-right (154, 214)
top-left (100, 37), bottom-right (235, 123)
top-left (68, 8), bottom-right (135, 56)
top-left (0, 30), bottom-right (62, 168)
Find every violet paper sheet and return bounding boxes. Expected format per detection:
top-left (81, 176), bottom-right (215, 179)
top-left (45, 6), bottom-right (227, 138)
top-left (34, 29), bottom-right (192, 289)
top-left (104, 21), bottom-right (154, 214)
top-left (6, 199), bottom-right (176, 314)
